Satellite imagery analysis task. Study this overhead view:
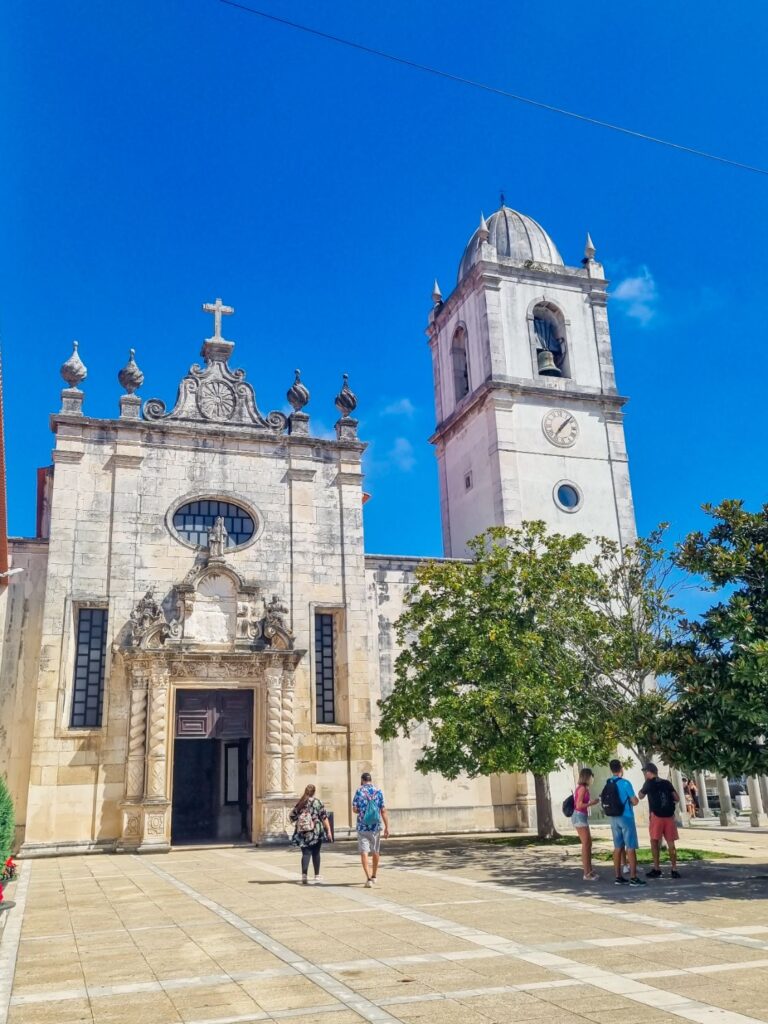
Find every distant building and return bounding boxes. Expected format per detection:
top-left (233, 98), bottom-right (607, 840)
top-left (1, 205), bottom-right (639, 854)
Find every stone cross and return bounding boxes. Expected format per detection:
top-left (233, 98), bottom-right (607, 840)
top-left (202, 297), bottom-right (234, 340)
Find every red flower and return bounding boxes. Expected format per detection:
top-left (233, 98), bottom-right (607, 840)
top-left (0, 883), bottom-right (4, 903)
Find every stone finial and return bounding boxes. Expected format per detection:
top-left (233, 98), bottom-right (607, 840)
top-left (118, 348), bottom-right (144, 394)
top-left (432, 279), bottom-right (443, 305)
top-left (334, 373), bottom-right (358, 419)
top-left (478, 212), bottom-right (490, 243)
top-left (287, 368), bottom-right (310, 412)
top-left (60, 341), bottom-right (87, 388)
top-left (583, 232), bottom-right (596, 263)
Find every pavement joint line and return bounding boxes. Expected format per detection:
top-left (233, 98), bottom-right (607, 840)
top-left (0, 861), bottom-right (32, 1024)
top-left (246, 854), bottom-right (768, 1024)
top-left (137, 856), bottom-right (402, 1024)
top-left (324, 852), bottom-right (768, 958)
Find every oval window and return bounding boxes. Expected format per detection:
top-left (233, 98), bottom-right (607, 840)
top-left (172, 499), bottom-right (256, 549)
top-left (554, 482), bottom-right (582, 512)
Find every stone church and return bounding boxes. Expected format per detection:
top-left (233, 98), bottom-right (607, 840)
top-left (0, 204), bottom-right (637, 855)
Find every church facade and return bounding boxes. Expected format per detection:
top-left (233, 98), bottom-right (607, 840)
top-left (0, 206), bottom-right (638, 855)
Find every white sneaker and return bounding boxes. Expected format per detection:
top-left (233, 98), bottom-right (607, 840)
top-left (369, 877), bottom-right (377, 885)
top-left (364, 879), bottom-right (372, 888)
top-left (301, 875), bottom-right (308, 885)
top-left (313, 876), bottom-right (324, 885)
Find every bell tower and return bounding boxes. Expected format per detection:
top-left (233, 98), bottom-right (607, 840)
top-left (427, 204), bottom-right (637, 556)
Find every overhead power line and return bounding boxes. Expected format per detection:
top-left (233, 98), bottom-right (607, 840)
top-left (219, 0), bottom-right (768, 177)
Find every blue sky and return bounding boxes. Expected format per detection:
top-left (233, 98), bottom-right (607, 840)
top-left (2, 1), bottom-right (766, 559)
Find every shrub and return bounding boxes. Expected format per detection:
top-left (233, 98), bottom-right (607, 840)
top-left (0, 775), bottom-right (14, 862)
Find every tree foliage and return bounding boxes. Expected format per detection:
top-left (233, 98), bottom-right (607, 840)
top-left (636, 501), bottom-right (768, 775)
top-left (0, 775), bottom-right (14, 863)
top-left (581, 527), bottom-right (681, 760)
top-left (377, 523), bottom-right (618, 838)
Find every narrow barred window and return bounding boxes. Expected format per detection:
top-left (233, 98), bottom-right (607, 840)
top-left (70, 608), bottom-right (108, 727)
top-left (314, 613), bottom-right (336, 724)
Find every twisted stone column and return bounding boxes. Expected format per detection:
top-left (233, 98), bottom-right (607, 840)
top-left (125, 675), bottom-right (149, 800)
top-left (281, 672), bottom-right (296, 795)
top-left (265, 668), bottom-right (282, 797)
top-left (146, 669), bottom-right (170, 799)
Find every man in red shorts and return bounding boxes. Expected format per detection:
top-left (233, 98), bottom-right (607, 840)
top-left (638, 763), bottom-right (681, 878)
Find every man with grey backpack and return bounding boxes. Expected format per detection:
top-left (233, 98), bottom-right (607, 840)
top-left (352, 772), bottom-right (389, 887)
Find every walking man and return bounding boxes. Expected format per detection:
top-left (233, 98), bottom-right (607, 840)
top-left (638, 763), bottom-right (681, 878)
top-left (352, 771), bottom-right (389, 887)
top-left (601, 759), bottom-right (646, 887)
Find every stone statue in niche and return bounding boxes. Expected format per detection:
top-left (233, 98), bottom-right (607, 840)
top-left (266, 594), bottom-right (288, 629)
top-left (130, 587), bottom-right (163, 640)
top-left (207, 516), bottom-right (229, 557)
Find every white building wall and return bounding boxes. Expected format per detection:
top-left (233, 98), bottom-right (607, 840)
top-left (366, 556), bottom-right (520, 833)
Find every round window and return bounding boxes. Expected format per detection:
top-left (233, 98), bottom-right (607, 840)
top-left (554, 482), bottom-right (582, 513)
top-left (171, 499), bottom-right (256, 549)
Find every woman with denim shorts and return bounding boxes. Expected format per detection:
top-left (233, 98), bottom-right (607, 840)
top-left (572, 768), bottom-right (600, 880)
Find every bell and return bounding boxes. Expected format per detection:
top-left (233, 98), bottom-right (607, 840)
top-left (537, 349), bottom-right (561, 377)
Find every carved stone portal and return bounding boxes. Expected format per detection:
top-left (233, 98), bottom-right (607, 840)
top-left (122, 557), bottom-right (294, 653)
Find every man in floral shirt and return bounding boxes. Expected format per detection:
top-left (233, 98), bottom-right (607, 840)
top-left (352, 772), bottom-right (389, 887)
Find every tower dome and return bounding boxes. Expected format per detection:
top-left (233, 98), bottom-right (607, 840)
top-left (458, 206), bottom-right (563, 282)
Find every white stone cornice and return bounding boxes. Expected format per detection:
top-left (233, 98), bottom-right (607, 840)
top-left (429, 378), bottom-right (627, 445)
top-left (285, 467), bottom-right (317, 482)
top-left (109, 451), bottom-right (144, 469)
top-left (51, 449), bottom-right (83, 464)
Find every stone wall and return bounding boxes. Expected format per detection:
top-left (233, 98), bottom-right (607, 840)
top-left (365, 555), bottom-right (522, 834)
top-left (0, 539), bottom-right (48, 849)
top-left (21, 395), bottom-right (372, 851)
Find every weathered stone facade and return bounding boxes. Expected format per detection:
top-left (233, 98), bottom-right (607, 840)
top-left (0, 207), bottom-right (647, 853)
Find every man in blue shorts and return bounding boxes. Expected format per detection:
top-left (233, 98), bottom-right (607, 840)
top-left (604, 759), bottom-right (646, 887)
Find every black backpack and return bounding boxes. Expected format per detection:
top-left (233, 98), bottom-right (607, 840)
top-left (562, 793), bottom-right (575, 818)
top-left (655, 781), bottom-right (676, 818)
top-left (600, 778), bottom-right (627, 817)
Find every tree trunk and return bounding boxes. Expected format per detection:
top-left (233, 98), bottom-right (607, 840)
top-left (533, 773), bottom-right (560, 840)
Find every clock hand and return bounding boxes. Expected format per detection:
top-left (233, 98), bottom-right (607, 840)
top-left (555, 415), bottom-right (573, 435)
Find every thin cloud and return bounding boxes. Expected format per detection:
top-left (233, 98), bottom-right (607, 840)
top-left (389, 437), bottom-right (416, 472)
top-left (613, 266), bottom-right (658, 325)
top-left (382, 397), bottom-right (416, 418)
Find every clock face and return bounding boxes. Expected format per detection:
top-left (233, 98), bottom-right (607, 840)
top-left (542, 408), bottom-right (579, 447)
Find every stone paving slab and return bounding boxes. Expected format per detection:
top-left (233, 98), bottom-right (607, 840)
top-left (2, 835), bottom-right (768, 1024)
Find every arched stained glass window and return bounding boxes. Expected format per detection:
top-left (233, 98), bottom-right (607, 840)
top-left (172, 499), bottom-right (256, 549)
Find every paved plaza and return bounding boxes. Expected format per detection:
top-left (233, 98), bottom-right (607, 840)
top-left (2, 831), bottom-right (768, 1024)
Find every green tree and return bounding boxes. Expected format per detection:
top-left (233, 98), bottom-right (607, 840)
top-left (0, 775), bottom-right (14, 863)
top-left (637, 501), bottom-right (768, 775)
top-left (377, 522), bottom-right (617, 839)
top-left (581, 527), bottom-right (682, 763)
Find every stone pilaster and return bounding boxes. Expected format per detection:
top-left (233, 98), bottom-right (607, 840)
top-left (137, 667), bottom-right (171, 851)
